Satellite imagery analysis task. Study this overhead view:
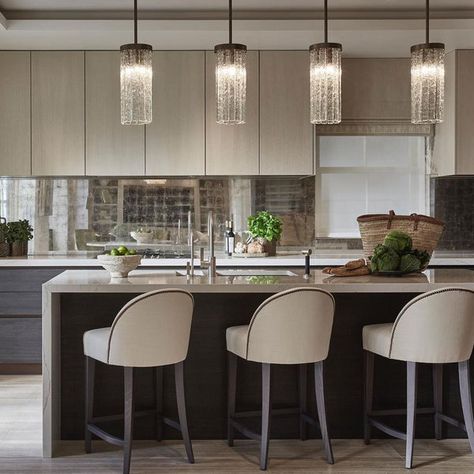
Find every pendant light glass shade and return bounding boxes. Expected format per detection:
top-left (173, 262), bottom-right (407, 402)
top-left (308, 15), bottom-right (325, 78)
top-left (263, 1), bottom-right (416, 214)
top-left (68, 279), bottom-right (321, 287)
top-left (410, 0), bottom-right (444, 124)
top-left (310, 43), bottom-right (342, 124)
top-left (120, 44), bottom-right (153, 125)
top-left (120, 0), bottom-right (153, 126)
top-left (215, 44), bottom-right (247, 125)
top-left (410, 43), bottom-right (445, 124)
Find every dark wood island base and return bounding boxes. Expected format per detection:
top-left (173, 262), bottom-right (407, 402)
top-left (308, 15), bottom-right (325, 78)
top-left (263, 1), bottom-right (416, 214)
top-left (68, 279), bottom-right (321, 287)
top-left (59, 292), bottom-right (471, 442)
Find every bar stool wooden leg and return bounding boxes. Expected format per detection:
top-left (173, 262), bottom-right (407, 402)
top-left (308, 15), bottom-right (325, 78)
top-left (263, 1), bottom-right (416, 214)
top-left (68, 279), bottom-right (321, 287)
top-left (227, 352), bottom-right (238, 447)
top-left (458, 360), bottom-right (474, 454)
top-left (314, 361), bottom-right (334, 464)
top-left (433, 364), bottom-right (443, 440)
top-left (364, 351), bottom-right (374, 445)
top-left (84, 356), bottom-right (95, 454)
top-left (298, 364), bottom-right (308, 441)
top-left (154, 367), bottom-right (163, 442)
top-left (260, 363), bottom-right (272, 471)
top-left (175, 361), bottom-right (194, 464)
top-left (123, 367), bottom-right (134, 474)
top-left (406, 362), bottom-right (418, 469)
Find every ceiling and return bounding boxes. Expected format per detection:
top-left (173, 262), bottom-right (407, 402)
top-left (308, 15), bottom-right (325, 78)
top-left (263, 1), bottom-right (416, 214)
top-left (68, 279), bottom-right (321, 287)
top-left (1, 1), bottom-right (474, 55)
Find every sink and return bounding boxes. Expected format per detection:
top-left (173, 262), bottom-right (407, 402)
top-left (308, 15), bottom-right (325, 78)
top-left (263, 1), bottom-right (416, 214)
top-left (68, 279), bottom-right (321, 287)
top-left (216, 269), bottom-right (298, 277)
top-left (175, 270), bottom-right (206, 277)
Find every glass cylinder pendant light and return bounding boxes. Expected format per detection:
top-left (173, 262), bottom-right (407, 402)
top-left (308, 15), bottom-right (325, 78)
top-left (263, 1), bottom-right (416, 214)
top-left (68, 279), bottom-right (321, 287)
top-left (309, 0), bottom-right (342, 124)
top-left (120, 0), bottom-right (152, 125)
top-left (215, 0), bottom-right (247, 125)
top-left (411, 0), bottom-right (445, 124)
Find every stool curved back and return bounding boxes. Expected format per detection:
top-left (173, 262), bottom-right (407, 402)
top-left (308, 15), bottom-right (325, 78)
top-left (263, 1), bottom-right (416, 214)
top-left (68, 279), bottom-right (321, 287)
top-left (246, 287), bottom-right (335, 364)
top-left (390, 287), bottom-right (474, 363)
top-left (106, 289), bottom-right (194, 367)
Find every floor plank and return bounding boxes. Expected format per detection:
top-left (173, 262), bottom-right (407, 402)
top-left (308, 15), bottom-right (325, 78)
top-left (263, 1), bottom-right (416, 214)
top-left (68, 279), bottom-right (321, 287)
top-left (0, 375), bottom-right (473, 473)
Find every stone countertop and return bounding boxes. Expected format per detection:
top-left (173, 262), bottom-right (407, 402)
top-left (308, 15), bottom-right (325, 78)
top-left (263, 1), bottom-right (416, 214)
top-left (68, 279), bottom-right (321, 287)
top-left (3, 251), bottom-right (474, 267)
top-left (42, 268), bottom-right (474, 294)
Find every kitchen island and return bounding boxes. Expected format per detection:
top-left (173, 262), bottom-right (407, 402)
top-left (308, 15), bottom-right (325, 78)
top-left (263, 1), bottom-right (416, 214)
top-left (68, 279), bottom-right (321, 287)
top-left (43, 268), bottom-right (474, 457)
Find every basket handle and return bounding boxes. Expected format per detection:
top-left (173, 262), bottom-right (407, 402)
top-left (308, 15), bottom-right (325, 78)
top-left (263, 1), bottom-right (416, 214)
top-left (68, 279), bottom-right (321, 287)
top-left (386, 210), bottom-right (396, 229)
top-left (410, 213), bottom-right (420, 231)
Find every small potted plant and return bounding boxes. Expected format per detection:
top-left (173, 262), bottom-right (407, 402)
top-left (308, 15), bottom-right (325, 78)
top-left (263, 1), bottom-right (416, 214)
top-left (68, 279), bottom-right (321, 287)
top-left (7, 219), bottom-right (33, 257)
top-left (0, 218), bottom-right (9, 257)
top-left (247, 210), bottom-right (283, 257)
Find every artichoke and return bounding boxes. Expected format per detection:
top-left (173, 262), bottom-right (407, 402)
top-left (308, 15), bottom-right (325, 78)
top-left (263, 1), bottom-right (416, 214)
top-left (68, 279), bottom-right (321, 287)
top-left (383, 230), bottom-right (412, 254)
top-left (400, 254), bottom-right (421, 273)
top-left (370, 244), bottom-right (401, 272)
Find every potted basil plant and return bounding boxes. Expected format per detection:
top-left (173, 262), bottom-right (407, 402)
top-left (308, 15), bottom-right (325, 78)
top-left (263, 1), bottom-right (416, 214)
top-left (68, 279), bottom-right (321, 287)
top-left (247, 211), bottom-right (283, 257)
top-left (7, 219), bottom-right (33, 257)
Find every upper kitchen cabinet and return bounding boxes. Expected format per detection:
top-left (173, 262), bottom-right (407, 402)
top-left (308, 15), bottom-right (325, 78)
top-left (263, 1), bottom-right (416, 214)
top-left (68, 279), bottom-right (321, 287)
top-left (146, 52), bottom-right (205, 176)
top-left (205, 50), bottom-right (259, 176)
top-left (259, 51), bottom-right (313, 175)
top-left (432, 50), bottom-right (474, 176)
top-left (0, 52), bottom-right (31, 176)
top-left (86, 52), bottom-right (145, 176)
top-left (32, 52), bottom-right (85, 176)
top-left (341, 58), bottom-right (411, 122)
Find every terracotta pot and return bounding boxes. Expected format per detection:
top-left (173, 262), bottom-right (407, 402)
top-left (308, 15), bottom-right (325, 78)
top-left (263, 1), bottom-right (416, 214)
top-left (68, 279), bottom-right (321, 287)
top-left (263, 240), bottom-right (277, 257)
top-left (10, 241), bottom-right (28, 257)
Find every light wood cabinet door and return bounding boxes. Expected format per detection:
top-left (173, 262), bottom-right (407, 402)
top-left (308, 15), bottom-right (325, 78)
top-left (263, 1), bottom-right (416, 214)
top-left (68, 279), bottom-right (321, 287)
top-left (86, 52), bottom-right (145, 176)
top-left (432, 50), bottom-right (474, 176)
top-left (0, 52), bottom-right (31, 176)
top-left (342, 58), bottom-right (411, 122)
top-left (259, 51), bottom-right (313, 175)
top-left (205, 50), bottom-right (259, 176)
top-left (146, 51), bottom-right (205, 176)
top-left (32, 52), bottom-right (84, 176)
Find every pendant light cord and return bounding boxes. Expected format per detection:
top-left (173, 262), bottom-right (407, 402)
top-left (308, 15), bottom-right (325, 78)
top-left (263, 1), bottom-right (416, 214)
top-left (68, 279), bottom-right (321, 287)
top-left (324, 0), bottom-right (328, 43)
top-left (229, 0), bottom-right (233, 44)
top-left (134, 0), bottom-right (138, 44)
top-left (426, 0), bottom-right (429, 44)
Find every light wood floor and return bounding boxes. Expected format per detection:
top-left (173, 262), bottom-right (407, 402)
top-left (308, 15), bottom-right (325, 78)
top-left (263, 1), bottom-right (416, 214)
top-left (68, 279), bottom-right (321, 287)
top-left (0, 375), bottom-right (473, 473)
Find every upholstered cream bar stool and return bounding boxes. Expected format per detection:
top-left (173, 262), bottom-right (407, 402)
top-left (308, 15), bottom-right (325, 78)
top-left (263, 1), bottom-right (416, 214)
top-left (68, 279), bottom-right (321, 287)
top-left (226, 287), bottom-right (336, 470)
top-left (83, 289), bottom-right (195, 474)
top-left (363, 287), bottom-right (474, 469)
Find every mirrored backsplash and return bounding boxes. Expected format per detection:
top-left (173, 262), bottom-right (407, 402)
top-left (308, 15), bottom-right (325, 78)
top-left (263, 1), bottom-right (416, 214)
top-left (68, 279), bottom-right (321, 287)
top-left (0, 177), bottom-right (315, 255)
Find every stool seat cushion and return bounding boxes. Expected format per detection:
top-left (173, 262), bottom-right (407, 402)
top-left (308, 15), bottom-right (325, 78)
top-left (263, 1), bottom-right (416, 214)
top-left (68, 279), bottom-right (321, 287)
top-left (362, 323), bottom-right (392, 358)
top-left (84, 327), bottom-right (111, 364)
top-left (226, 325), bottom-right (249, 359)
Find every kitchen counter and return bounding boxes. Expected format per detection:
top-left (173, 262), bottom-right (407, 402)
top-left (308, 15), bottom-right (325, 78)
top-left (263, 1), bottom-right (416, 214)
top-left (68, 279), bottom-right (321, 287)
top-left (42, 268), bottom-right (474, 458)
top-left (43, 268), bottom-right (474, 294)
top-left (3, 250), bottom-right (474, 267)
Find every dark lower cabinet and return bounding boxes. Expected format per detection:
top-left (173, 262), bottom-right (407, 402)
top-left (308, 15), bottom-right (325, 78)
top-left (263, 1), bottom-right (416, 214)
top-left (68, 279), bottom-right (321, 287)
top-left (0, 268), bottom-right (65, 371)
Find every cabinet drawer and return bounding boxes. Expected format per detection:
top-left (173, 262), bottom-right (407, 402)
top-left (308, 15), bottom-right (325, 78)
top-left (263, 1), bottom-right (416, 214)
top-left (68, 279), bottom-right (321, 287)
top-left (0, 318), bottom-right (41, 363)
top-left (0, 269), bottom-right (63, 292)
top-left (0, 292), bottom-right (42, 315)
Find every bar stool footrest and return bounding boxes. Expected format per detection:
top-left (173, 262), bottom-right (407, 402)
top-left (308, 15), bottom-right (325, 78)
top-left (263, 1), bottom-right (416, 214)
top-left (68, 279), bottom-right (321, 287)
top-left (90, 409), bottom-right (158, 424)
top-left (438, 413), bottom-right (467, 432)
top-left (163, 416), bottom-right (183, 433)
top-left (368, 407), bottom-right (435, 417)
top-left (368, 418), bottom-right (407, 441)
top-left (87, 423), bottom-right (125, 447)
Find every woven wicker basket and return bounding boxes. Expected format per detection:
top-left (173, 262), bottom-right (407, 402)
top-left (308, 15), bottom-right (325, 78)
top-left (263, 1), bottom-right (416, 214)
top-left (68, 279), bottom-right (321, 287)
top-left (357, 210), bottom-right (445, 262)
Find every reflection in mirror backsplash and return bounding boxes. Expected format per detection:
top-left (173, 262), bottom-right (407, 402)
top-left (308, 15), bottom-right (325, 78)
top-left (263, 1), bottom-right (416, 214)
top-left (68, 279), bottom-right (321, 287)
top-left (0, 177), bottom-right (315, 255)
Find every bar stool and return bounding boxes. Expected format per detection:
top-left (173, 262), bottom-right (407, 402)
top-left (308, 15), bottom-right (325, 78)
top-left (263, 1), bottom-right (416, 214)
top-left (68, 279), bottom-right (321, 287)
top-left (363, 287), bottom-right (474, 469)
top-left (226, 287), bottom-right (335, 470)
top-left (83, 289), bottom-right (195, 474)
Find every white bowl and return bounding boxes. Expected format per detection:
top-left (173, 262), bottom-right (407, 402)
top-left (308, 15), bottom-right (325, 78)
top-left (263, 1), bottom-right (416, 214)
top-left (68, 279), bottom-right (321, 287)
top-left (130, 231), bottom-right (154, 244)
top-left (97, 254), bottom-right (141, 278)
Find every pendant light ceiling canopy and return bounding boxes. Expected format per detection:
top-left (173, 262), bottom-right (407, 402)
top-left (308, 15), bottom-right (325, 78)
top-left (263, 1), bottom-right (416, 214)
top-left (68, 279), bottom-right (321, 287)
top-left (411, 0), bottom-right (445, 124)
top-left (120, 0), bottom-right (153, 126)
top-left (215, 0), bottom-right (247, 125)
top-left (309, 0), bottom-right (342, 125)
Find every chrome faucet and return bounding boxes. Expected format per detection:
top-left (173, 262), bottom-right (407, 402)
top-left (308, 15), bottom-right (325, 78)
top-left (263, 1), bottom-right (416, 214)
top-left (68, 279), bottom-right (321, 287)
top-left (200, 211), bottom-right (217, 277)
